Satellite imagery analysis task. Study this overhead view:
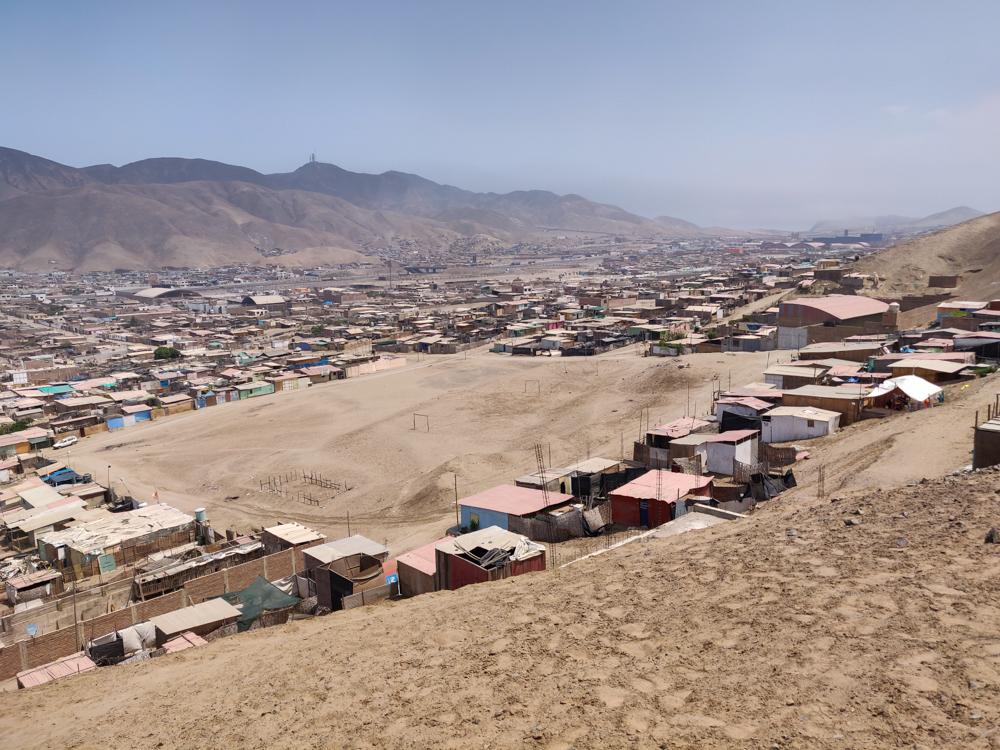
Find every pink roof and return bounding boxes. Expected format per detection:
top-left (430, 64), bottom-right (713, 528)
top-left (460, 485), bottom-right (574, 517)
top-left (162, 632), bottom-right (207, 653)
top-left (611, 471), bottom-right (713, 501)
top-left (784, 295), bottom-right (888, 321)
top-left (0, 427), bottom-right (48, 449)
top-left (702, 429), bottom-right (759, 443)
top-left (122, 404), bottom-right (152, 414)
top-left (716, 397), bottom-right (772, 411)
top-left (395, 536), bottom-right (450, 576)
top-left (17, 651), bottom-right (96, 688)
top-left (648, 417), bottom-right (710, 439)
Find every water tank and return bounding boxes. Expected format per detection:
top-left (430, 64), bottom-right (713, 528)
top-left (194, 507), bottom-right (207, 522)
top-left (888, 302), bottom-right (900, 314)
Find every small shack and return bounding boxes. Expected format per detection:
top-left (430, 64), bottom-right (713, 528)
top-left (302, 535), bottom-right (389, 571)
top-left (610, 471), bottom-right (713, 527)
top-left (395, 537), bottom-right (450, 598)
top-left (703, 430), bottom-right (760, 476)
top-left (761, 406), bottom-right (841, 443)
top-left (148, 598), bottom-right (242, 646)
top-left (5, 569), bottom-right (65, 605)
top-left (459, 485), bottom-right (574, 533)
top-left (434, 526), bottom-right (546, 592)
top-left (261, 522), bottom-right (325, 555)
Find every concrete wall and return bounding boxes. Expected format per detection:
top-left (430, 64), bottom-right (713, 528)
top-left (777, 326), bottom-right (808, 350)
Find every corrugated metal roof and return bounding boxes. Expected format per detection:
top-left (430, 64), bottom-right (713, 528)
top-left (395, 537), bottom-right (450, 577)
top-left (764, 406), bottom-right (841, 420)
top-left (17, 651), bottom-right (96, 688)
top-left (702, 430), bottom-right (759, 443)
top-left (784, 295), bottom-right (888, 321)
top-left (304, 535), bottom-right (388, 564)
top-left (889, 359), bottom-right (967, 374)
top-left (162, 632), bottom-right (208, 653)
top-left (435, 526), bottom-right (527, 556)
top-left (460, 485), bottom-right (574, 517)
top-left (610, 471), bottom-right (712, 501)
top-left (40, 504), bottom-right (194, 556)
top-left (148, 598), bottom-right (241, 636)
top-left (264, 522), bottom-right (324, 545)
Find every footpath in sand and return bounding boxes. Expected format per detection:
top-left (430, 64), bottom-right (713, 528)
top-left (5, 468), bottom-right (1000, 748)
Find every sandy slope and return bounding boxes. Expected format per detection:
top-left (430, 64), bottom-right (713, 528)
top-left (852, 211), bottom-right (1000, 298)
top-left (5, 465), bottom-right (1000, 748)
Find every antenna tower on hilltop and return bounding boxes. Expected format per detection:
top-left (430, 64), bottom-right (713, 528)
top-left (309, 153), bottom-right (316, 163)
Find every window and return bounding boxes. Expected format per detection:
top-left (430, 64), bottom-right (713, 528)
top-left (469, 512), bottom-right (480, 531)
top-left (807, 419), bottom-right (815, 427)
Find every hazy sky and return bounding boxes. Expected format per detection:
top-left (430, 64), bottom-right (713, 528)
top-left (3, 2), bottom-right (999, 229)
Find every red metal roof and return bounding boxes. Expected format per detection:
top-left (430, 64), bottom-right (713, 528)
top-left (610, 471), bottom-right (713, 501)
top-left (460, 485), bottom-right (574, 517)
top-left (647, 417), bottom-right (709, 439)
top-left (395, 536), bottom-right (451, 576)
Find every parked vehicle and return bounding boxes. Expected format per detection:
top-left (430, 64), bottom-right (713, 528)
top-left (53, 436), bottom-right (78, 449)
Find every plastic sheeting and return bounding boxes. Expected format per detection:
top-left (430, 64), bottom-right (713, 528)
top-left (867, 374), bottom-right (942, 403)
top-left (216, 575), bottom-right (300, 632)
top-left (512, 538), bottom-right (546, 562)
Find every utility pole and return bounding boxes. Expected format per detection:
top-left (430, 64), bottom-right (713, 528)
top-left (72, 580), bottom-right (79, 651)
top-left (454, 474), bottom-right (460, 529)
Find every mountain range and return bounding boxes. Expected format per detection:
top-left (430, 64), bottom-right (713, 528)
top-left (0, 148), bottom-right (742, 272)
top-left (808, 207), bottom-right (984, 235)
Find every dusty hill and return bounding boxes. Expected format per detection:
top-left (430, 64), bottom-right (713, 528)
top-left (852, 210), bottom-right (1000, 298)
top-left (5, 464), bottom-right (1000, 748)
top-left (0, 147), bottom-right (99, 201)
top-left (0, 179), bottom-right (498, 271)
top-left (0, 147), bottom-right (767, 270)
top-left (810, 206), bottom-right (984, 234)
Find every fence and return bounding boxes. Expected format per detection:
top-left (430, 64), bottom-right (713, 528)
top-left (258, 469), bottom-right (351, 505)
top-left (0, 544), bottom-right (314, 681)
top-left (732, 458), bottom-right (769, 486)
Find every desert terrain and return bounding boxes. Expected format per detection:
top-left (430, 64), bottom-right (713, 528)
top-left (4, 452), bottom-right (1000, 748)
top-left (64, 347), bottom-right (777, 556)
top-left (61, 346), bottom-right (997, 559)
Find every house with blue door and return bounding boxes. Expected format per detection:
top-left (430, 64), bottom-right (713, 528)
top-left (459, 485), bottom-right (574, 532)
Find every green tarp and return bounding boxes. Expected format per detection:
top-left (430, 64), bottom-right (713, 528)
top-left (215, 575), bottom-right (299, 632)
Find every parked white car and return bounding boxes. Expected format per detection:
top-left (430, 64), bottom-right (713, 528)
top-left (53, 436), bottom-right (78, 449)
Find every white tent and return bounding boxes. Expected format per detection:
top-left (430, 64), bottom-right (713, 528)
top-left (867, 374), bottom-right (942, 403)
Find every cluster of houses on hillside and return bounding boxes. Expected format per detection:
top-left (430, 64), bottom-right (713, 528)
top-left (5, 285), bottom-right (1000, 689)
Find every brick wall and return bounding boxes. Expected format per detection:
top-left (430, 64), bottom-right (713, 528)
top-left (227, 558), bottom-right (267, 591)
top-left (0, 548), bottom-right (305, 680)
top-left (24, 628), bottom-right (78, 670)
top-left (183, 570), bottom-right (227, 604)
top-left (135, 590), bottom-right (186, 621)
top-left (86, 608), bottom-right (135, 640)
top-left (268, 549), bottom-right (295, 581)
top-left (0, 642), bottom-right (21, 679)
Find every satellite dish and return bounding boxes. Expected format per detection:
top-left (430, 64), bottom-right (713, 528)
top-left (25, 625), bottom-right (38, 636)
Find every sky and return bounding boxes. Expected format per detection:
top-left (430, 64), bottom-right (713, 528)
top-left (2, 1), bottom-right (999, 230)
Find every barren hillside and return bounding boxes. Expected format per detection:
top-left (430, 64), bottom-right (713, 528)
top-left (4, 463), bottom-right (1000, 748)
top-left (853, 211), bottom-right (1000, 298)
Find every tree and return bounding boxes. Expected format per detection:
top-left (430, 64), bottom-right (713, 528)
top-left (154, 346), bottom-right (181, 360)
top-left (705, 331), bottom-right (719, 340)
top-left (310, 325), bottom-right (325, 336)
